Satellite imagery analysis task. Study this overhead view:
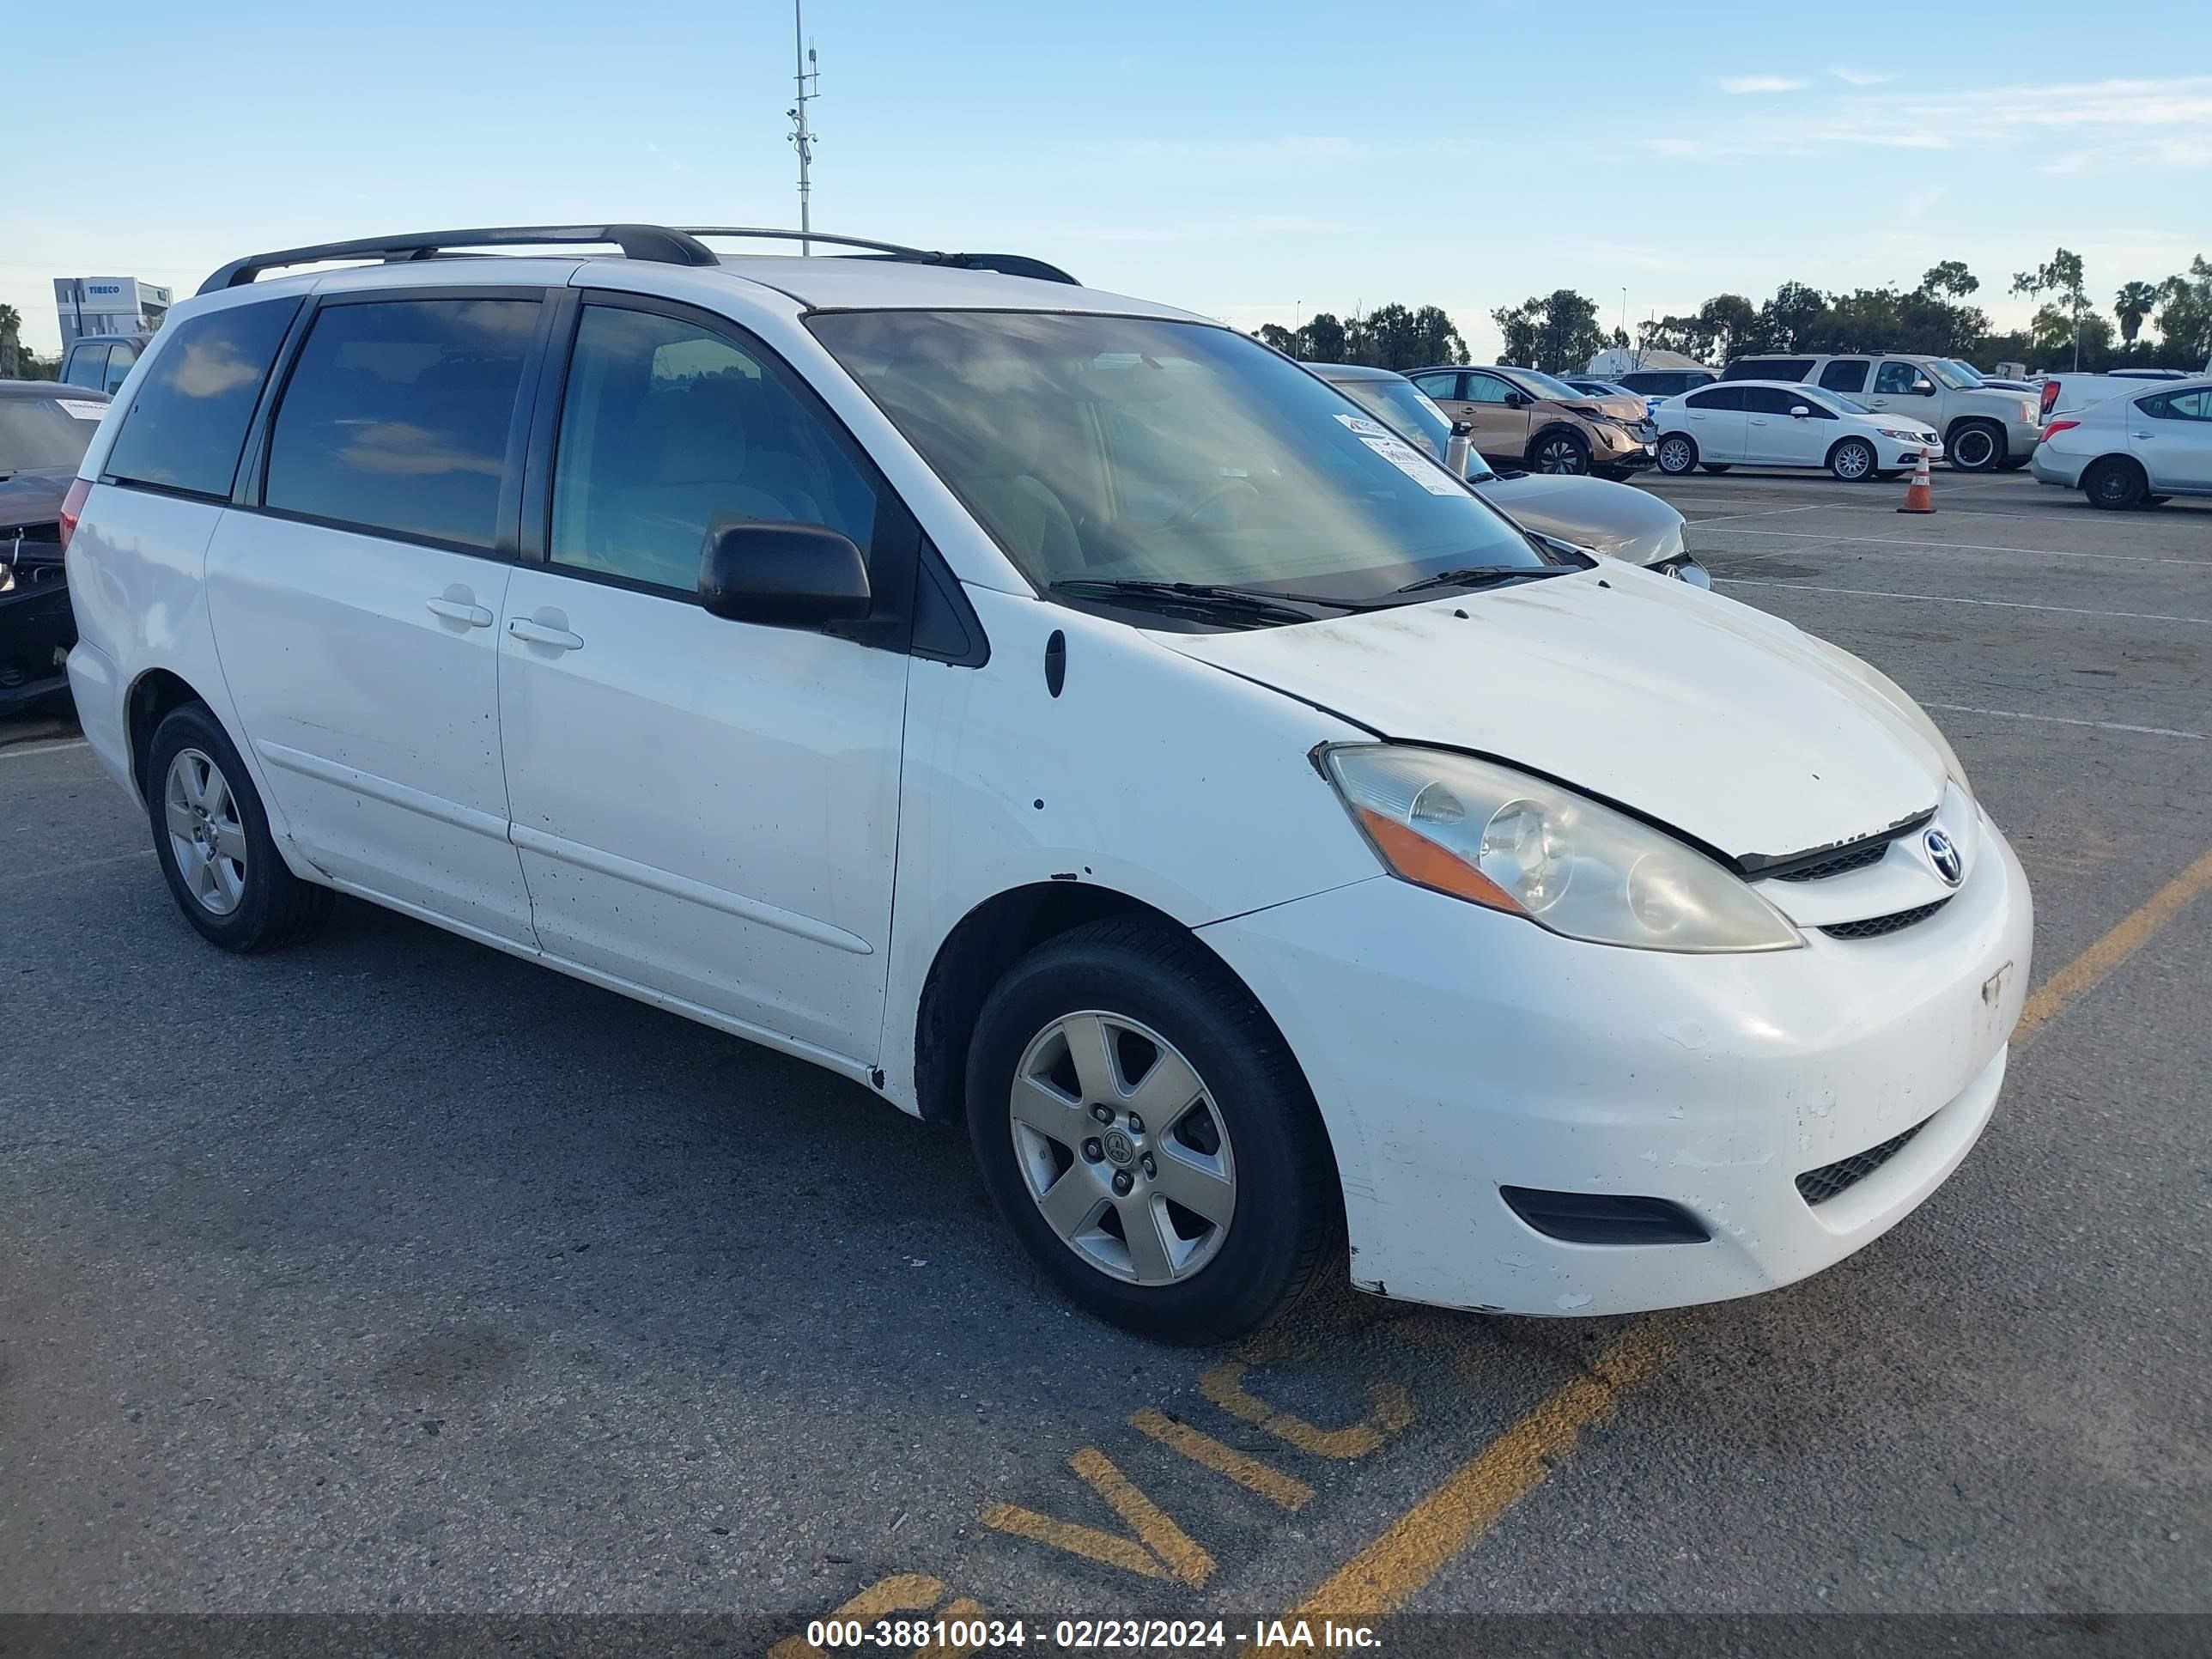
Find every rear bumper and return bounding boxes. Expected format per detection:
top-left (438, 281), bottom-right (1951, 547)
top-left (2030, 447), bottom-right (2085, 488)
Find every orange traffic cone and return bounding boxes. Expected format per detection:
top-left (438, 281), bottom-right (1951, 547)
top-left (1897, 447), bottom-right (1936, 514)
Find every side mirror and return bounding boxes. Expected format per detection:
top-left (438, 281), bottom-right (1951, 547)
top-left (1912, 380), bottom-right (1936, 396)
top-left (699, 520), bottom-right (871, 626)
top-left (1504, 391), bottom-right (1531, 409)
top-left (1790, 404), bottom-right (1812, 419)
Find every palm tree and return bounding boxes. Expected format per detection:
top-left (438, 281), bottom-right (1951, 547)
top-left (2113, 281), bottom-right (2160, 345)
top-left (0, 302), bottom-right (21, 379)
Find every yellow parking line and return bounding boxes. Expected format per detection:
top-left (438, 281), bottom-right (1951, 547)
top-left (2014, 846), bottom-right (2212, 1047)
top-left (1290, 1327), bottom-right (1664, 1617)
top-left (1129, 1407), bottom-right (1316, 1510)
top-left (1286, 848), bottom-right (2212, 1617)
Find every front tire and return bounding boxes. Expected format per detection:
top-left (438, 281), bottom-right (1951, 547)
top-left (1829, 437), bottom-right (1878, 482)
top-left (147, 702), bottom-right (333, 951)
top-left (2083, 456), bottom-right (2148, 509)
top-left (1947, 420), bottom-right (2005, 472)
top-left (1656, 434), bottom-right (1698, 476)
top-left (1528, 428), bottom-right (1591, 475)
top-left (966, 918), bottom-right (1339, 1344)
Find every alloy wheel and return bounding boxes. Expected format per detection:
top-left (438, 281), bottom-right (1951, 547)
top-left (1535, 437), bottom-right (1586, 474)
top-left (163, 748), bottom-right (248, 916)
top-left (1952, 426), bottom-right (1997, 470)
top-left (1009, 1011), bottom-right (1237, 1286)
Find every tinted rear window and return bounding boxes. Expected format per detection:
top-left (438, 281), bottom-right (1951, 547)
top-left (264, 298), bottom-right (538, 550)
top-left (0, 395), bottom-right (104, 473)
top-left (1723, 358), bottom-right (1814, 382)
top-left (104, 301), bottom-right (299, 497)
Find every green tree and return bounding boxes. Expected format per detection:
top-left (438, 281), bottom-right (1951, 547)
top-left (1363, 303), bottom-right (1467, 370)
top-left (1255, 323), bottom-right (1301, 357)
top-left (2151, 258), bottom-right (2210, 363)
top-left (2011, 247), bottom-right (2090, 369)
top-left (1490, 289), bottom-right (1605, 374)
top-left (1918, 261), bottom-right (1980, 300)
top-left (2113, 281), bottom-right (2161, 344)
top-left (1298, 312), bottom-right (1350, 363)
top-left (0, 303), bottom-right (21, 379)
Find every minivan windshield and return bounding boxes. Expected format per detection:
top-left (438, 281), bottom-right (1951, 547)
top-left (811, 312), bottom-right (1547, 608)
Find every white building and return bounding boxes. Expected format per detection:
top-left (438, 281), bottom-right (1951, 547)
top-left (53, 277), bottom-right (173, 348)
top-left (1584, 345), bottom-right (1711, 379)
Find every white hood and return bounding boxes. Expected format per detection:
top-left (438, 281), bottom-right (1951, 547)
top-left (1158, 568), bottom-right (1946, 865)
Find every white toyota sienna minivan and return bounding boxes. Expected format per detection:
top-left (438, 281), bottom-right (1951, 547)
top-left (62, 225), bottom-right (2032, 1342)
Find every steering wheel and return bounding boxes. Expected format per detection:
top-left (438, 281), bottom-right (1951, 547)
top-left (1161, 477), bottom-right (1261, 534)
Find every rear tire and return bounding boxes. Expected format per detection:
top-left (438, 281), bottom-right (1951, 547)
top-left (1997, 454), bottom-right (2032, 471)
top-left (1699, 463), bottom-right (1733, 474)
top-left (147, 702), bottom-right (334, 952)
top-left (1656, 434), bottom-right (1698, 476)
top-left (1829, 438), bottom-right (1879, 482)
top-left (2083, 456), bottom-right (2148, 510)
top-left (965, 918), bottom-right (1340, 1345)
top-left (1528, 428), bottom-right (1591, 475)
top-left (1947, 420), bottom-right (2005, 472)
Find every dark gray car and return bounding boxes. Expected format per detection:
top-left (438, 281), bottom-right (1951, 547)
top-left (2, 381), bottom-right (109, 706)
top-left (1307, 363), bottom-right (1704, 580)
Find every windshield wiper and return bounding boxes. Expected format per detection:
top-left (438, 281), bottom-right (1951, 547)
top-left (1393, 564), bottom-right (1576, 596)
top-left (1050, 578), bottom-right (1376, 625)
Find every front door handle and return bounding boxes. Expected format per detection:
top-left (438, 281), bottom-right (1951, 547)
top-left (427, 597), bottom-right (494, 628)
top-left (509, 614), bottom-right (584, 652)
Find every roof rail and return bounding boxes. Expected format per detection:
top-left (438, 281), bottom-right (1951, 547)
top-left (197, 224), bottom-right (719, 295)
top-left (678, 227), bottom-right (1079, 286)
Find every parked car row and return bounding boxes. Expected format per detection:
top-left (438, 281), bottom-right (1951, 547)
top-left (1653, 382), bottom-right (1943, 482)
top-left (55, 221), bottom-right (2030, 1342)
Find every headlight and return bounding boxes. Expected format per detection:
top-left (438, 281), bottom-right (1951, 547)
top-left (1795, 635), bottom-right (1971, 799)
top-left (1323, 745), bottom-right (1801, 953)
top-left (2019, 399), bottom-right (2039, 423)
top-left (1876, 427), bottom-right (1922, 441)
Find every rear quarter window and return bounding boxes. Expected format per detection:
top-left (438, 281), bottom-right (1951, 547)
top-left (104, 301), bottom-right (301, 498)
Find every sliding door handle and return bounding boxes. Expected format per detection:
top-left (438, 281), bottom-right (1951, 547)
top-left (509, 616), bottom-right (584, 652)
top-left (426, 597), bottom-right (494, 627)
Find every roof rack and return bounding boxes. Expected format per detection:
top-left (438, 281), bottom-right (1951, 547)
top-left (199, 222), bottom-right (1079, 296)
top-left (678, 227), bottom-right (1079, 285)
top-left (198, 225), bottom-right (717, 295)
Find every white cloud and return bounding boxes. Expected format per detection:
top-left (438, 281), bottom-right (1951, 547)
top-left (1719, 75), bottom-right (1809, 94)
top-left (1828, 66), bottom-right (1900, 85)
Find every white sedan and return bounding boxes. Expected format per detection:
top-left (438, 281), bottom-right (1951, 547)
top-left (1655, 380), bottom-right (1943, 481)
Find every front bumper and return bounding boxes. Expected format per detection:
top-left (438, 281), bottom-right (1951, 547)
top-left (1198, 806), bottom-right (2032, 1316)
top-left (2004, 417), bottom-right (2044, 458)
top-left (1883, 439), bottom-right (1944, 469)
top-left (0, 561), bottom-right (76, 707)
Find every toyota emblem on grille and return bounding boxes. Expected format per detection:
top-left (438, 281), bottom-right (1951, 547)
top-left (1923, 828), bottom-right (1963, 886)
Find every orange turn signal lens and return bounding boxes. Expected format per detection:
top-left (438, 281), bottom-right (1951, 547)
top-left (1354, 806), bottom-right (1524, 914)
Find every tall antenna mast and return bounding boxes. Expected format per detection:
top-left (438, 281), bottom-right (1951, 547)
top-left (787, 1), bottom-right (821, 253)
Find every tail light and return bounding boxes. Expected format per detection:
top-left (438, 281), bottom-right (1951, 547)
top-left (2039, 380), bottom-right (2060, 417)
top-left (2040, 420), bottom-right (2080, 439)
top-left (57, 477), bottom-right (91, 550)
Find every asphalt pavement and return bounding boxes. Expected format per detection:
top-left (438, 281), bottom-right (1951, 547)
top-left (1, 466), bottom-right (2206, 1646)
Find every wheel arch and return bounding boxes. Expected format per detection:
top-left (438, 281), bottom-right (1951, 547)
top-left (1526, 420), bottom-right (1589, 461)
top-left (125, 666), bottom-right (215, 802)
top-left (1943, 415), bottom-right (2007, 465)
top-left (1656, 430), bottom-right (1698, 469)
top-left (1826, 434), bottom-right (1879, 472)
top-left (911, 880), bottom-right (1325, 1155)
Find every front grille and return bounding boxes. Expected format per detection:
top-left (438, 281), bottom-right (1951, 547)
top-left (1776, 841), bottom-right (1892, 883)
top-left (1796, 1118), bottom-right (1929, 1206)
top-left (1820, 898), bottom-right (1951, 939)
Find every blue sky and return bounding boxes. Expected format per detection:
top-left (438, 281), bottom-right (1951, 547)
top-left (9, 0), bottom-right (2209, 357)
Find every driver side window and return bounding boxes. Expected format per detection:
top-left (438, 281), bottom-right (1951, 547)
top-left (551, 305), bottom-right (881, 593)
top-left (1874, 362), bottom-right (1923, 395)
top-left (1464, 373), bottom-right (1516, 404)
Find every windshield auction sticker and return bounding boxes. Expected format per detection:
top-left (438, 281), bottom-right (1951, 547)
top-left (56, 400), bottom-right (107, 420)
top-left (1357, 433), bottom-right (1462, 495)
